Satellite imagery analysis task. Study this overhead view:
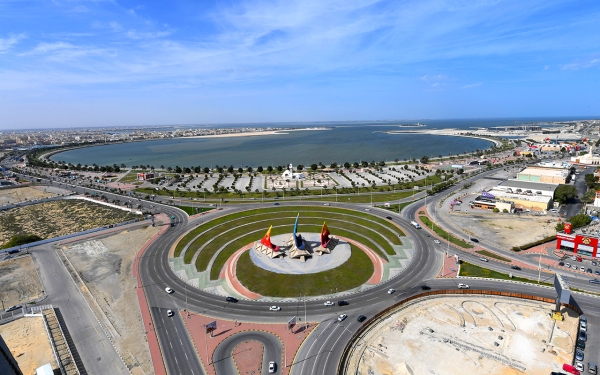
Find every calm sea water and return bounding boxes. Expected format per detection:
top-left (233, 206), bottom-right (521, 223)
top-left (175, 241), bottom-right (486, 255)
top-left (49, 118), bottom-right (585, 168)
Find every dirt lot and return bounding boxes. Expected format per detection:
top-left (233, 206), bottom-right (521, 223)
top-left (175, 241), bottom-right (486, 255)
top-left (63, 225), bottom-right (160, 375)
top-left (0, 316), bottom-right (57, 374)
top-left (0, 255), bottom-right (45, 308)
top-left (347, 296), bottom-right (578, 375)
top-left (447, 212), bottom-right (557, 248)
top-left (0, 199), bottom-right (140, 247)
top-left (0, 186), bottom-right (57, 204)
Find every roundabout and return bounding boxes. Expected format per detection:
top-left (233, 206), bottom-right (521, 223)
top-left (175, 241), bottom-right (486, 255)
top-left (169, 206), bottom-right (415, 299)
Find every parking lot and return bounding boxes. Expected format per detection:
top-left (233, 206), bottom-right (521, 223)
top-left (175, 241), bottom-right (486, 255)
top-left (577, 313), bottom-right (599, 374)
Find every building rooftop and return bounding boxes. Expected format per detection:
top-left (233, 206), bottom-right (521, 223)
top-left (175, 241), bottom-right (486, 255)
top-left (496, 179), bottom-right (559, 192)
top-left (519, 166), bottom-right (569, 178)
top-left (487, 189), bottom-right (553, 203)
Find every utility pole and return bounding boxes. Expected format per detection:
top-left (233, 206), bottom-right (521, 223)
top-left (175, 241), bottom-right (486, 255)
top-left (304, 292), bottom-right (307, 331)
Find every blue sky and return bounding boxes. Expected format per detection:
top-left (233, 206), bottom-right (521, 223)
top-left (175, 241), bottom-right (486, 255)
top-left (1, 0), bottom-right (599, 129)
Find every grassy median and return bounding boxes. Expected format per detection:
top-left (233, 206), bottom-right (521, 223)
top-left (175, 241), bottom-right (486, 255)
top-left (458, 262), bottom-right (552, 286)
top-left (418, 216), bottom-right (473, 249)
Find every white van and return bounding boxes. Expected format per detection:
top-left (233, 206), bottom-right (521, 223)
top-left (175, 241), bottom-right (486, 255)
top-left (410, 221), bottom-right (421, 229)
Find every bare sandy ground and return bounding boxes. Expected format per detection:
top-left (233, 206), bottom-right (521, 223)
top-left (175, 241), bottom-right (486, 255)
top-left (0, 186), bottom-right (57, 204)
top-left (0, 316), bottom-right (57, 374)
top-left (0, 255), bottom-right (45, 308)
top-left (348, 296), bottom-right (578, 375)
top-left (63, 225), bottom-right (160, 375)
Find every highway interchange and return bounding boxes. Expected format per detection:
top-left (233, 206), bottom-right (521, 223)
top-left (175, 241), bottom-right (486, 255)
top-left (5, 165), bottom-right (600, 375)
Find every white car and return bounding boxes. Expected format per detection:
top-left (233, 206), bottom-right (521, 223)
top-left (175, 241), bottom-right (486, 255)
top-left (479, 257), bottom-right (489, 262)
top-left (433, 239), bottom-right (441, 244)
top-left (165, 287), bottom-right (174, 294)
top-left (338, 314), bottom-right (347, 322)
top-left (576, 362), bottom-right (584, 372)
top-left (387, 289), bottom-right (395, 294)
top-left (167, 310), bottom-right (174, 317)
top-left (269, 306), bottom-right (281, 311)
top-left (269, 361), bottom-right (276, 373)
top-left (323, 203), bottom-right (330, 206)
top-left (324, 301), bottom-right (335, 306)
top-left (457, 283), bottom-right (469, 289)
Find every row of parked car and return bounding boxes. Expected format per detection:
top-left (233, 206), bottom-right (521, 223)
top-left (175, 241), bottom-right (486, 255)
top-left (567, 316), bottom-right (596, 374)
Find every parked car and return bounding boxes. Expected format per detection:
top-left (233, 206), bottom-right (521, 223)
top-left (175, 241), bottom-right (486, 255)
top-left (269, 361), bottom-right (276, 373)
top-left (566, 262), bottom-right (571, 268)
top-left (4, 305), bottom-right (22, 313)
top-left (226, 296), bottom-right (238, 303)
top-left (457, 283), bottom-right (469, 289)
top-left (577, 340), bottom-right (586, 350)
top-left (576, 362), bottom-right (584, 372)
top-left (387, 289), bottom-right (395, 294)
top-left (593, 261), bottom-right (598, 266)
top-left (357, 315), bottom-right (367, 322)
top-left (588, 268), bottom-right (593, 273)
top-left (510, 265), bottom-right (521, 270)
top-left (165, 287), bottom-right (174, 294)
top-left (269, 306), bottom-right (281, 311)
top-left (580, 320), bottom-right (587, 332)
top-left (579, 331), bottom-right (587, 342)
top-left (573, 265), bottom-right (578, 270)
top-left (576, 349), bottom-right (584, 361)
top-left (324, 301), bottom-right (335, 306)
top-left (595, 270), bottom-right (600, 275)
top-left (337, 300), bottom-right (349, 306)
top-left (558, 262), bottom-right (565, 266)
top-left (580, 316), bottom-right (587, 324)
top-left (337, 314), bottom-right (347, 322)
top-left (580, 266), bottom-right (586, 272)
top-left (167, 310), bottom-right (174, 317)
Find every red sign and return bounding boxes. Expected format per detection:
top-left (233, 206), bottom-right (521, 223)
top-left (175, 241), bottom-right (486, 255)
top-left (564, 223), bottom-right (573, 234)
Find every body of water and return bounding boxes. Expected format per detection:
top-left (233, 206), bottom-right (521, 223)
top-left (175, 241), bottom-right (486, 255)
top-left (48, 118), bottom-right (586, 169)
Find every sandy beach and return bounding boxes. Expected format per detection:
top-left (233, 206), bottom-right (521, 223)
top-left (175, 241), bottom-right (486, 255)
top-left (187, 127), bottom-right (330, 139)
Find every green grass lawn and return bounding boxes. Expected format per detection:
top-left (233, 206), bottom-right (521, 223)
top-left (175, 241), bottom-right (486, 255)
top-left (475, 250), bottom-right (512, 262)
top-left (458, 262), bottom-right (552, 286)
top-left (236, 244), bottom-right (374, 297)
top-left (119, 170), bottom-right (142, 183)
top-left (418, 216), bottom-right (473, 249)
top-left (175, 206), bottom-right (212, 216)
top-left (174, 206), bottom-right (404, 257)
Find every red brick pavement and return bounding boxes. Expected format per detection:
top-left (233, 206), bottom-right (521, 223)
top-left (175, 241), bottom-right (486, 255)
top-left (232, 340), bottom-right (263, 375)
top-left (438, 253), bottom-right (459, 278)
top-left (132, 214), bottom-right (170, 375)
top-left (181, 312), bottom-right (316, 375)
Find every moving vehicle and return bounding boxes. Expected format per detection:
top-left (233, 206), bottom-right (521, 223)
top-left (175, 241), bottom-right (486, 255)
top-left (226, 296), bottom-right (238, 303)
top-left (510, 265), bottom-right (521, 270)
top-left (165, 287), bottom-right (174, 294)
top-left (433, 239), bottom-right (441, 244)
top-left (269, 306), bottom-right (281, 311)
top-left (323, 203), bottom-right (330, 206)
top-left (420, 285), bottom-right (431, 290)
top-left (588, 279), bottom-right (600, 284)
top-left (357, 315), bottom-right (367, 322)
top-left (410, 221), bottom-right (421, 229)
top-left (268, 361), bottom-right (276, 373)
top-left (337, 300), bottom-right (349, 306)
top-left (167, 310), bottom-right (174, 317)
top-left (324, 301), bottom-right (335, 306)
top-left (274, 202), bottom-right (279, 205)
top-left (479, 257), bottom-right (488, 262)
top-left (387, 289), bottom-right (395, 294)
top-left (386, 216), bottom-right (392, 220)
top-left (337, 314), bottom-right (347, 322)
top-left (457, 283), bottom-right (469, 289)
top-left (470, 238), bottom-right (479, 243)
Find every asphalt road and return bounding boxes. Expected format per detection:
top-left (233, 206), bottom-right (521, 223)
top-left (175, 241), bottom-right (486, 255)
top-left (212, 331), bottom-right (282, 375)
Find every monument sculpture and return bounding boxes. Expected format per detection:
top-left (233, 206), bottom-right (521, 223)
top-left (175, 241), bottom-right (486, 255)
top-left (253, 225), bottom-right (283, 258)
top-left (315, 222), bottom-right (338, 255)
top-left (286, 213), bottom-right (311, 262)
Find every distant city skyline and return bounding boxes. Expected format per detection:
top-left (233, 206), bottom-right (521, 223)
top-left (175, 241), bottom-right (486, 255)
top-left (1, 0), bottom-right (599, 130)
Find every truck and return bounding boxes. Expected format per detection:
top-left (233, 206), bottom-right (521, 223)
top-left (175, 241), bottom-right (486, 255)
top-left (410, 221), bottom-right (421, 229)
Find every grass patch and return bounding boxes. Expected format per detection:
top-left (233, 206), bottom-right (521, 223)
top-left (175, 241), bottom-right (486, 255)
top-left (458, 262), bottom-right (552, 286)
top-left (475, 250), bottom-right (512, 262)
top-left (1, 234), bottom-right (43, 249)
top-left (419, 216), bottom-right (473, 249)
top-left (381, 199), bottom-right (421, 213)
top-left (236, 244), bottom-right (374, 297)
top-left (175, 206), bottom-right (212, 216)
top-left (174, 206), bottom-right (404, 258)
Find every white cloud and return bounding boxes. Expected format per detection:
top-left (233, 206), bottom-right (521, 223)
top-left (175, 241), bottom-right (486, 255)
top-left (29, 41), bottom-right (76, 54)
top-left (125, 30), bottom-right (172, 40)
top-left (0, 33), bottom-right (26, 53)
top-left (561, 56), bottom-right (600, 70)
top-left (419, 74), bottom-right (447, 82)
top-left (460, 82), bottom-right (482, 89)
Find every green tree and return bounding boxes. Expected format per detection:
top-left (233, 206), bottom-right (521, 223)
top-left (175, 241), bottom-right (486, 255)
top-left (420, 156), bottom-right (429, 164)
top-left (203, 167), bottom-right (210, 174)
top-left (310, 164), bottom-right (318, 171)
top-left (554, 184), bottom-right (578, 204)
top-left (568, 213), bottom-right (592, 229)
top-left (257, 166), bottom-right (263, 173)
top-left (175, 166), bottom-right (182, 173)
top-left (267, 166), bottom-right (273, 173)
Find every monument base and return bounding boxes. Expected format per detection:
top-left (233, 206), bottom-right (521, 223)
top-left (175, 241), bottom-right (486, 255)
top-left (315, 236), bottom-right (338, 256)
top-left (285, 235), bottom-right (311, 262)
top-left (253, 241), bottom-right (284, 258)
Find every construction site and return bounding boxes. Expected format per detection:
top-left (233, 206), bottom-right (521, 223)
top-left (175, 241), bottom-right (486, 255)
top-left (345, 295), bottom-right (578, 375)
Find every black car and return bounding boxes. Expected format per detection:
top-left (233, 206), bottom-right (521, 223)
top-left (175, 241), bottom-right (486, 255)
top-left (577, 340), bottom-right (586, 350)
top-left (470, 238), bottom-right (479, 243)
top-left (357, 315), bottom-right (367, 322)
top-left (579, 331), bottom-right (587, 342)
top-left (337, 300), bottom-right (349, 306)
top-left (588, 268), bottom-right (593, 273)
top-left (558, 261), bottom-right (565, 266)
top-left (510, 266), bottom-right (521, 270)
top-left (386, 216), bottom-right (392, 220)
top-left (589, 279), bottom-right (600, 284)
top-left (226, 297), bottom-right (238, 303)
top-left (420, 285), bottom-right (431, 290)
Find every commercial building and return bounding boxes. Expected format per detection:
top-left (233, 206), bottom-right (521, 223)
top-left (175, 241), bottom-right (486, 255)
top-left (137, 172), bottom-right (155, 181)
top-left (495, 180), bottom-right (559, 197)
top-left (516, 166), bottom-right (570, 184)
top-left (556, 222), bottom-right (600, 258)
top-left (470, 196), bottom-right (515, 212)
top-left (0, 334), bottom-right (22, 375)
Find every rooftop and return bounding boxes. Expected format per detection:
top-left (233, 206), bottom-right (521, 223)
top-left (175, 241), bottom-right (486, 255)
top-left (497, 179), bottom-right (559, 192)
top-left (519, 166), bottom-right (569, 178)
